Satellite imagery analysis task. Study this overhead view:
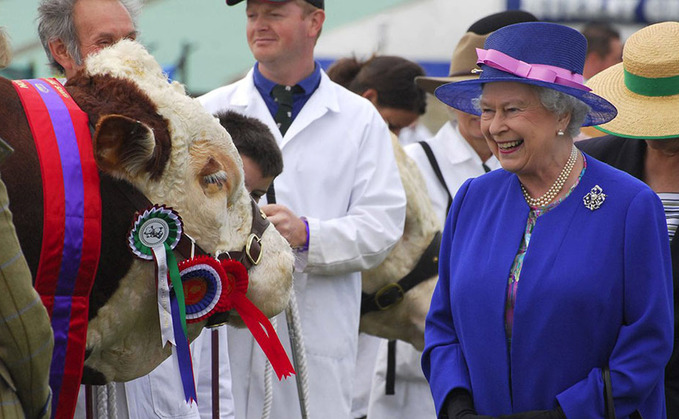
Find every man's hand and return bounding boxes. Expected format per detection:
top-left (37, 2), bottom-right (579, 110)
top-left (261, 204), bottom-right (308, 249)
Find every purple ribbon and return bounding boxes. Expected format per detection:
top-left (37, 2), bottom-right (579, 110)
top-left (27, 79), bottom-right (85, 408)
top-left (171, 290), bottom-right (198, 403)
top-left (476, 48), bottom-right (591, 91)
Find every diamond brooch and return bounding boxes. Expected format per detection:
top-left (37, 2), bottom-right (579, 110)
top-left (583, 185), bottom-right (606, 211)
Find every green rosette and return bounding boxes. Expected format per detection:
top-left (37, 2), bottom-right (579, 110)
top-left (128, 205), bottom-right (182, 260)
top-left (127, 205), bottom-right (188, 340)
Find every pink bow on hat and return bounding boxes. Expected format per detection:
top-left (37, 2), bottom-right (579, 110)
top-left (476, 48), bottom-right (591, 91)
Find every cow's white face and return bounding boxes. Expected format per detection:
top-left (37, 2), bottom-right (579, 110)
top-left (76, 40), bottom-right (293, 381)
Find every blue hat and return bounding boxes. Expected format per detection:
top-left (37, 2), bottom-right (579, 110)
top-left (434, 22), bottom-right (617, 127)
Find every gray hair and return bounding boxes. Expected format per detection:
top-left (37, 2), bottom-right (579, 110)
top-left (472, 84), bottom-right (590, 138)
top-left (37, 0), bottom-right (142, 75)
top-left (533, 86), bottom-right (590, 138)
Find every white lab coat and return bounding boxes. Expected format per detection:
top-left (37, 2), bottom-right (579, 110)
top-left (199, 69), bottom-right (406, 419)
top-left (350, 333), bottom-right (382, 418)
top-left (74, 327), bottom-right (234, 419)
top-left (366, 122), bottom-right (499, 419)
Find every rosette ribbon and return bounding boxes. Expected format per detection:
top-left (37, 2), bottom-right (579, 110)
top-left (178, 257), bottom-right (295, 380)
top-left (178, 256), bottom-right (230, 324)
top-left (221, 259), bottom-right (295, 380)
top-left (128, 205), bottom-right (197, 403)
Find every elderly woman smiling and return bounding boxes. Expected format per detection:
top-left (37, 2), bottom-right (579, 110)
top-left (423, 22), bottom-right (673, 419)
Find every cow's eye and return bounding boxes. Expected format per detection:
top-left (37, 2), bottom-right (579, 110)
top-left (203, 171), bottom-right (227, 189)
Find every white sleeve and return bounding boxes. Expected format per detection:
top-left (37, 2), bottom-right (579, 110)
top-left (304, 111), bottom-right (406, 275)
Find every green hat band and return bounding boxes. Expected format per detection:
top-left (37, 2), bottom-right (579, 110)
top-left (624, 69), bottom-right (679, 97)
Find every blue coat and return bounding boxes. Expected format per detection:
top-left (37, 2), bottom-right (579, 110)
top-left (423, 155), bottom-right (673, 418)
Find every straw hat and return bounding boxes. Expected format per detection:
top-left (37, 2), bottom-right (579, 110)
top-left (434, 22), bottom-right (618, 127)
top-left (416, 10), bottom-right (538, 94)
top-left (587, 21), bottom-right (679, 139)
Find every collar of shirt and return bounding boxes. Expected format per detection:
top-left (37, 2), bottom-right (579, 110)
top-left (253, 62), bottom-right (322, 123)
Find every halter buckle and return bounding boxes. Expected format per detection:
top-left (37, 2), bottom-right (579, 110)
top-left (375, 283), bottom-right (405, 311)
top-left (245, 233), bottom-right (262, 266)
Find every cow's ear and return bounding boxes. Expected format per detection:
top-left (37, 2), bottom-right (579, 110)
top-left (93, 114), bottom-right (156, 178)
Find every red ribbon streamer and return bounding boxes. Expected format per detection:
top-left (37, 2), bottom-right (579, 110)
top-left (221, 260), bottom-right (295, 380)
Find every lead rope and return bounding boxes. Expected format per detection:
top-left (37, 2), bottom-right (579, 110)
top-left (285, 291), bottom-right (309, 419)
top-left (107, 382), bottom-right (118, 419)
top-left (96, 385), bottom-right (108, 418)
top-left (261, 318), bottom-right (275, 419)
top-left (87, 383), bottom-right (118, 418)
top-left (263, 176), bottom-right (308, 417)
top-left (259, 290), bottom-right (309, 419)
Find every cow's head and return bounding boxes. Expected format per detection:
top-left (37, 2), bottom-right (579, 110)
top-left (65, 40), bottom-right (293, 382)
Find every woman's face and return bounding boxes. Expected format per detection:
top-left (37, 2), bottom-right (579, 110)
top-left (456, 109), bottom-right (484, 143)
top-left (376, 106), bottom-right (420, 136)
top-left (479, 82), bottom-right (565, 177)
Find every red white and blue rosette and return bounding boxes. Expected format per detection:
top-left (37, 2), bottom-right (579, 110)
top-left (179, 256), bottom-right (295, 380)
top-left (129, 205), bottom-right (296, 383)
top-left (178, 256), bottom-right (230, 323)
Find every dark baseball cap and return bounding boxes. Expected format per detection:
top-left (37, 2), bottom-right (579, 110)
top-left (226, 0), bottom-right (324, 9)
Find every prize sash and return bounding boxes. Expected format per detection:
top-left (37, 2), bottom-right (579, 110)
top-left (12, 78), bottom-right (102, 419)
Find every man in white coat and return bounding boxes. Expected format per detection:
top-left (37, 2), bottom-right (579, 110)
top-left (366, 10), bottom-right (537, 418)
top-left (37, 0), bottom-right (234, 416)
top-left (199, 0), bottom-right (406, 418)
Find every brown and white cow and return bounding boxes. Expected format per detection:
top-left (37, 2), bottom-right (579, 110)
top-left (0, 40), bottom-right (294, 383)
top-left (360, 136), bottom-right (440, 351)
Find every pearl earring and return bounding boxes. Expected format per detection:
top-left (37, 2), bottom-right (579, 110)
top-left (557, 130), bottom-right (565, 136)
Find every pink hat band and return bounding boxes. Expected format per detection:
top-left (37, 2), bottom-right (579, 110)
top-left (476, 48), bottom-right (591, 92)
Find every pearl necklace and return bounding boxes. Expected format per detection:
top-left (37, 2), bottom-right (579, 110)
top-left (520, 144), bottom-right (578, 207)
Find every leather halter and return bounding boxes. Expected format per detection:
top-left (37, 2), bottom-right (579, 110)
top-left (360, 230), bottom-right (442, 316)
top-left (113, 178), bottom-right (268, 266)
top-left (173, 199), bottom-right (269, 271)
